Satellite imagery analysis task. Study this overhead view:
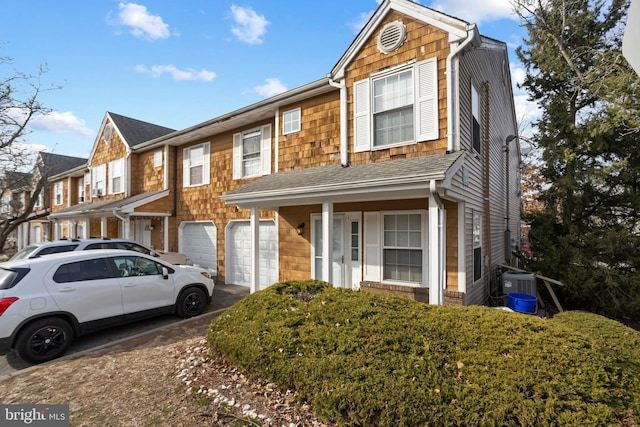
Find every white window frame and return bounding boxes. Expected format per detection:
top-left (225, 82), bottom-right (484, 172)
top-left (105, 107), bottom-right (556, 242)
top-left (78, 177), bottom-right (85, 203)
top-left (472, 85), bottom-right (481, 153)
top-left (54, 182), bottom-right (63, 206)
top-left (108, 158), bottom-right (125, 195)
top-left (363, 210), bottom-right (428, 286)
top-left (154, 150), bottom-right (163, 168)
top-left (183, 142), bottom-right (210, 187)
top-left (92, 164), bottom-right (106, 197)
top-left (283, 108), bottom-right (301, 134)
top-left (233, 124), bottom-right (272, 179)
top-left (473, 213), bottom-right (482, 282)
top-left (354, 57), bottom-right (438, 153)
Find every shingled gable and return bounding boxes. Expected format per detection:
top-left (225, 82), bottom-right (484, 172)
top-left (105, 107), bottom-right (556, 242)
top-left (105, 112), bottom-right (177, 147)
top-left (221, 151), bottom-right (465, 209)
top-left (38, 152), bottom-right (87, 178)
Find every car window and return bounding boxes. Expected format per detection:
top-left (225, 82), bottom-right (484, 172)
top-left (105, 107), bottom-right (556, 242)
top-left (10, 246), bottom-right (40, 260)
top-left (113, 242), bottom-right (151, 255)
top-left (0, 267), bottom-right (29, 290)
top-left (84, 242), bottom-right (113, 250)
top-left (115, 256), bottom-right (164, 277)
top-left (37, 244), bottom-right (79, 256)
top-left (53, 258), bottom-right (114, 283)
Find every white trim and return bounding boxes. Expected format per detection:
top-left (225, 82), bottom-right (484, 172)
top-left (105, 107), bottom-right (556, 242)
top-left (282, 107), bottom-right (301, 134)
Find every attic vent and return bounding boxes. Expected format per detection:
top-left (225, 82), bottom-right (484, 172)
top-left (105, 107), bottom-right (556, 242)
top-left (104, 123), bottom-right (113, 144)
top-left (377, 21), bottom-right (407, 54)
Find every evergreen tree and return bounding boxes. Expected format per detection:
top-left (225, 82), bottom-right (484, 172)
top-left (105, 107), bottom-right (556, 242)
top-left (516, 0), bottom-right (640, 318)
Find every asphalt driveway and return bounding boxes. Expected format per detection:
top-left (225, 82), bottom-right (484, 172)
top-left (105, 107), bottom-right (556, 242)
top-left (0, 284), bottom-right (249, 377)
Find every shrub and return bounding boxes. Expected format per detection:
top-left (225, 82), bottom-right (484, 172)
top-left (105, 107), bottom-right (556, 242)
top-left (208, 280), bottom-right (640, 426)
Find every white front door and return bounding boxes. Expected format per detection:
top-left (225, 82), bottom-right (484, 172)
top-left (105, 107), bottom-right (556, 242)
top-left (136, 220), bottom-right (151, 247)
top-left (312, 214), bottom-right (361, 289)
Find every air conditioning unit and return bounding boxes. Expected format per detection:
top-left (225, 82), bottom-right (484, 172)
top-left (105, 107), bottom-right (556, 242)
top-left (92, 188), bottom-right (103, 197)
top-left (502, 271), bottom-right (537, 297)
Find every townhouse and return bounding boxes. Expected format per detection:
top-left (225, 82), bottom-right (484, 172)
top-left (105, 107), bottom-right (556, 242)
top-left (44, 0), bottom-right (521, 306)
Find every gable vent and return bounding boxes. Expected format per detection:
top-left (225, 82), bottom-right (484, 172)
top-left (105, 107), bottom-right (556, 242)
top-left (377, 21), bottom-right (407, 54)
top-left (104, 123), bottom-right (113, 144)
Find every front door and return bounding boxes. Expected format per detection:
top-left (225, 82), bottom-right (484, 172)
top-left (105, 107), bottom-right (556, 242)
top-left (136, 220), bottom-right (152, 247)
top-left (312, 213), bottom-right (362, 289)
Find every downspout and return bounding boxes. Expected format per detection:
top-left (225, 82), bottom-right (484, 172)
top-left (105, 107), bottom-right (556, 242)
top-left (429, 179), bottom-right (445, 305)
top-left (446, 24), bottom-right (479, 152)
top-left (328, 78), bottom-right (348, 167)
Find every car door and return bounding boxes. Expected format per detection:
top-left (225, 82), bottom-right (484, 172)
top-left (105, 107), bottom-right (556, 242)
top-left (114, 255), bottom-right (175, 314)
top-left (45, 257), bottom-right (123, 323)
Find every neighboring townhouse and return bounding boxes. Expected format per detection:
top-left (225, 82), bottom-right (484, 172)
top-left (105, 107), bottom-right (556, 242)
top-left (0, 171), bottom-right (33, 249)
top-left (10, 152), bottom-right (87, 249)
top-left (132, 0), bottom-right (522, 306)
top-left (48, 112), bottom-right (178, 254)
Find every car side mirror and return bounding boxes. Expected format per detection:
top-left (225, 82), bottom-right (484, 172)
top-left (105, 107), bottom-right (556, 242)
top-left (162, 267), bottom-right (169, 279)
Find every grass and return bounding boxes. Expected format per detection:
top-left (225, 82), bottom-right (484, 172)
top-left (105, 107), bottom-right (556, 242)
top-left (207, 280), bottom-right (640, 426)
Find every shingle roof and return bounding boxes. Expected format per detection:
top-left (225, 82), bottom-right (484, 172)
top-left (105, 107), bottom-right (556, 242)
top-left (38, 152), bottom-right (87, 176)
top-left (222, 151), bottom-right (464, 207)
top-left (3, 171), bottom-right (33, 191)
top-left (49, 190), bottom-right (168, 218)
top-left (108, 112), bottom-right (177, 147)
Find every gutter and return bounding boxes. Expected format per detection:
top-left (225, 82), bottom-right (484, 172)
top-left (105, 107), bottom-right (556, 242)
top-left (328, 78), bottom-right (349, 167)
top-left (446, 24), bottom-right (480, 152)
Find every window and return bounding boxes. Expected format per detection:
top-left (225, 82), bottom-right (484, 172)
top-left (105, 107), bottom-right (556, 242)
top-left (92, 164), bottom-right (106, 196)
top-left (154, 150), bottom-right (162, 168)
top-left (78, 177), bottom-right (85, 203)
top-left (54, 182), bottom-right (63, 206)
top-left (383, 213), bottom-right (423, 283)
top-left (113, 256), bottom-right (165, 277)
top-left (472, 85), bottom-right (481, 153)
top-left (283, 108), bottom-right (301, 134)
top-left (183, 142), bottom-right (210, 187)
top-left (109, 158), bottom-right (124, 194)
top-left (473, 214), bottom-right (482, 281)
top-left (53, 258), bottom-right (112, 283)
top-left (233, 125), bottom-right (272, 179)
top-left (354, 57), bottom-right (438, 152)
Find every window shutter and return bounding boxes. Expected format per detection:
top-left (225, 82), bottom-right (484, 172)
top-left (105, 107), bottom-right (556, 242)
top-left (353, 79), bottom-right (371, 153)
top-left (363, 212), bottom-right (381, 281)
top-left (260, 124), bottom-right (272, 176)
top-left (182, 147), bottom-right (190, 187)
top-left (203, 142), bottom-right (211, 185)
top-left (232, 133), bottom-right (242, 179)
top-left (415, 57), bottom-right (439, 142)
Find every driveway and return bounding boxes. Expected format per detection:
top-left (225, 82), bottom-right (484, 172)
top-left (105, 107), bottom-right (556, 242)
top-left (0, 284), bottom-right (249, 377)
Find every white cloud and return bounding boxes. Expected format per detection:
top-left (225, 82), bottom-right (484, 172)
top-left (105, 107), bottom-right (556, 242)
top-left (254, 78), bottom-right (287, 97)
top-left (28, 111), bottom-right (94, 138)
top-left (135, 64), bottom-right (216, 81)
top-left (230, 5), bottom-right (269, 45)
top-left (428, 0), bottom-right (517, 24)
top-left (107, 2), bottom-right (171, 41)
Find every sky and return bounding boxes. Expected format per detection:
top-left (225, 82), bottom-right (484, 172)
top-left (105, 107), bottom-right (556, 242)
top-left (1, 0), bottom-right (538, 159)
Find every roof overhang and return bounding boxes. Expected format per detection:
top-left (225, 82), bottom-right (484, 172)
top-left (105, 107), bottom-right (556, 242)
top-left (49, 190), bottom-right (170, 220)
top-left (221, 151), bottom-right (465, 210)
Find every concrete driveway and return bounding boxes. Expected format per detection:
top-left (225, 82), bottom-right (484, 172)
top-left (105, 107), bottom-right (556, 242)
top-left (0, 284), bottom-right (249, 377)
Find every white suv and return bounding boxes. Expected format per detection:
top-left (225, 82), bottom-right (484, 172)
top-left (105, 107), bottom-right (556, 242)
top-left (11, 238), bottom-right (192, 265)
top-left (0, 249), bottom-right (214, 364)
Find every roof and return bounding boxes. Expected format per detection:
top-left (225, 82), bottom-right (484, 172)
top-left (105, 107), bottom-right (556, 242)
top-left (38, 152), bottom-right (87, 177)
top-left (107, 112), bottom-right (177, 147)
top-left (2, 171), bottom-right (32, 191)
top-left (222, 151), bottom-right (465, 209)
top-left (48, 190), bottom-right (170, 219)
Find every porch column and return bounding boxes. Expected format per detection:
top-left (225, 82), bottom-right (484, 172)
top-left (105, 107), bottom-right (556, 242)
top-left (163, 217), bottom-right (169, 252)
top-left (69, 220), bottom-right (77, 239)
top-left (100, 217), bottom-right (108, 237)
top-left (429, 181), bottom-right (445, 305)
top-left (249, 207), bottom-right (260, 294)
top-left (322, 202), bottom-right (333, 284)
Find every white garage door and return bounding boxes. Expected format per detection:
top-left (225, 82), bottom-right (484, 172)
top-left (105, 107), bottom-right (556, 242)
top-left (227, 220), bottom-right (277, 289)
top-left (179, 222), bottom-right (217, 276)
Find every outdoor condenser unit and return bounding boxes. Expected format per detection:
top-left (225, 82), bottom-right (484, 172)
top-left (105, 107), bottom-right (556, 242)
top-left (502, 271), bottom-right (537, 297)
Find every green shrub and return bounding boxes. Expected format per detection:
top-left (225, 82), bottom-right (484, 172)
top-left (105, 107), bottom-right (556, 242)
top-left (208, 280), bottom-right (640, 426)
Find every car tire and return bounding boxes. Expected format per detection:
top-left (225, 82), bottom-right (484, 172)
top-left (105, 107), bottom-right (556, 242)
top-left (176, 287), bottom-right (207, 318)
top-left (15, 317), bottom-right (74, 364)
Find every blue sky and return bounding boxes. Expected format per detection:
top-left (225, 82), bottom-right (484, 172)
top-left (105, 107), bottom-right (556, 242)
top-left (1, 0), bottom-right (537, 158)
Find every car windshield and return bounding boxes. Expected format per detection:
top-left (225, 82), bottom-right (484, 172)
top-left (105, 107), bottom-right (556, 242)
top-left (10, 246), bottom-right (40, 261)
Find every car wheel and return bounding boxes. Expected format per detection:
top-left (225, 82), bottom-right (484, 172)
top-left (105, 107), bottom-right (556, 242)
top-left (176, 287), bottom-right (207, 318)
top-left (15, 317), bottom-right (74, 364)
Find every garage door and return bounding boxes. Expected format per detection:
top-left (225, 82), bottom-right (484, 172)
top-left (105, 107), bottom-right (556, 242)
top-left (179, 222), bottom-right (217, 276)
top-left (227, 220), bottom-right (277, 289)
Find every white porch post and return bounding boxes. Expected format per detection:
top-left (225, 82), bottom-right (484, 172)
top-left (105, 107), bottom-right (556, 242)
top-left (250, 207), bottom-right (260, 294)
top-left (429, 181), bottom-right (445, 305)
top-left (69, 220), bottom-right (77, 239)
top-left (322, 202), bottom-right (333, 284)
top-left (163, 217), bottom-right (169, 252)
top-left (100, 217), bottom-right (108, 237)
